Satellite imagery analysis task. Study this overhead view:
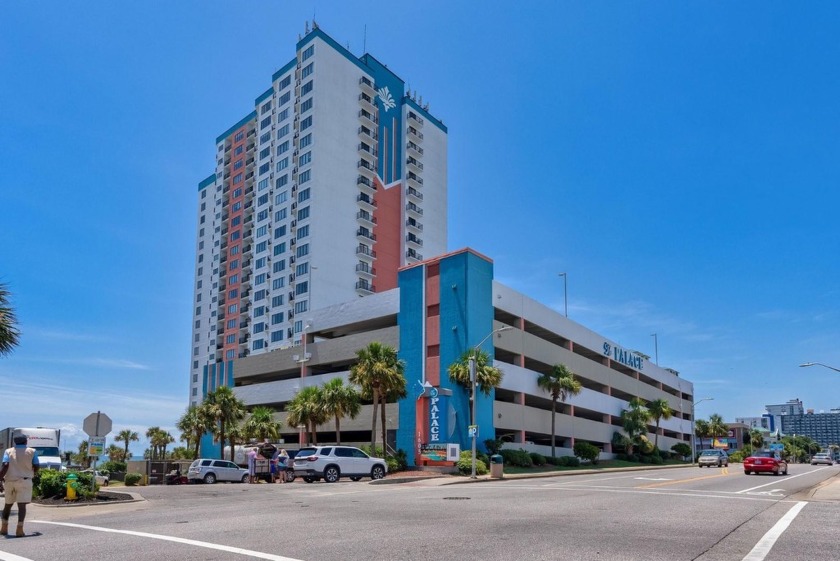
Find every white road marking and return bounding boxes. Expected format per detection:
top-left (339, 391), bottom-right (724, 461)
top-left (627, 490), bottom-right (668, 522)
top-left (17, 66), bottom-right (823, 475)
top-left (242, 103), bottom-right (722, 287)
top-left (0, 550), bottom-right (36, 561)
top-left (736, 469), bottom-right (816, 494)
top-left (634, 477), bottom-right (672, 481)
top-left (32, 521), bottom-right (304, 561)
top-left (741, 501), bottom-right (807, 561)
top-left (477, 482), bottom-right (779, 502)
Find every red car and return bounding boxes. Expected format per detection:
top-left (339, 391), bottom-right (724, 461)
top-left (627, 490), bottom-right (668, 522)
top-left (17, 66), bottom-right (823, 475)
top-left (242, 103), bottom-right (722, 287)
top-left (744, 450), bottom-right (788, 476)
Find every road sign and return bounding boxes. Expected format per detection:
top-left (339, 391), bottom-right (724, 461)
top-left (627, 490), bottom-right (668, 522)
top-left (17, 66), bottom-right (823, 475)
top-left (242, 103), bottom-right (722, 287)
top-left (83, 411), bottom-right (112, 437)
top-left (769, 443), bottom-right (784, 451)
top-left (468, 425), bottom-right (478, 438)
top-left (88, 436), bottom-right (106, 457)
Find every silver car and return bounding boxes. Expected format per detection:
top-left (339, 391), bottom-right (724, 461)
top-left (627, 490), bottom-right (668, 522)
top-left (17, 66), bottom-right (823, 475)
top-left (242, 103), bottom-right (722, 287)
top-left (698, 449), bottom-right (729, 467)
top-left (811, 453), bottom-right (834, 466)
top-left (187, 458), bottom-right (249, 484)
top-left (293, 445), bottom-right (387, 483)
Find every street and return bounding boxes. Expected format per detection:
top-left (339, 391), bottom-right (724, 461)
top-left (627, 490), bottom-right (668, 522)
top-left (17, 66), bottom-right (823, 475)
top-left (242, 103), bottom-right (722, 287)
top-left (2, 464), bottom-right (839, 561)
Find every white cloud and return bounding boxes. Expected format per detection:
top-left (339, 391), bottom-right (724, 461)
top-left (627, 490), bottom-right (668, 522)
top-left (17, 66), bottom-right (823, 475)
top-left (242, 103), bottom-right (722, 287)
top-left (25, 357), bottom-right (151, 370)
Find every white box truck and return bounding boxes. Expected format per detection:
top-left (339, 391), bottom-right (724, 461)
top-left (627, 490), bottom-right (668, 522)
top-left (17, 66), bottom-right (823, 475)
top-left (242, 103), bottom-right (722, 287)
top-left (0, 427), bottom-right (62, 470)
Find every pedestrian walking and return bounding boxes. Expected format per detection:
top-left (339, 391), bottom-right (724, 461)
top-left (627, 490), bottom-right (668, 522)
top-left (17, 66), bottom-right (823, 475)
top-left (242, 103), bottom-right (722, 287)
top-left (0, 435), bottom-right (40, 537)
top-left (247, 447), bottom-right (258, 484)
top-left (277, 449), bottom-right (290, 483)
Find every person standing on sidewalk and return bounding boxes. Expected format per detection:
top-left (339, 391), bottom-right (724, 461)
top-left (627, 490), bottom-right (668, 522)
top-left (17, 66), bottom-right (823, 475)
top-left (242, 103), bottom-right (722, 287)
top-left (0, 435), bottom-right (40, 537)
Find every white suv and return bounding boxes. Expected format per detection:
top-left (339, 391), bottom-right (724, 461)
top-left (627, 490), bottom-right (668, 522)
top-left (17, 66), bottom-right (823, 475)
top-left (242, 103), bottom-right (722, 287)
top-left (292, 446), bottom-right (387, 483)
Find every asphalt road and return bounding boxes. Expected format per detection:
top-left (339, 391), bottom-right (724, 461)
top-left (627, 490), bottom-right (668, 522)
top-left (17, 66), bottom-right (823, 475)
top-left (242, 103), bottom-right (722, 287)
top-left (2, 464), bottom-right (839, 561)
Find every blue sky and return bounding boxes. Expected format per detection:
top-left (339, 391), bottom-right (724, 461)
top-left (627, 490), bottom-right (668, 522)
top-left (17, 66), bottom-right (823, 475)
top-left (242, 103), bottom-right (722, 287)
top-left (2, 2), bottom-right (839, 455)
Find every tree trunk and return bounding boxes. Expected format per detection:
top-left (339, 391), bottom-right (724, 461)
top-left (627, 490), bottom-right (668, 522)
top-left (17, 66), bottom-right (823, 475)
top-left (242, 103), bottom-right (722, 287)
top-left (381, 395), bottom-right (387, 457)
top-left (370, 387), bottom-right (380, 451)
top-left (219, 424), bottom-right (226, 460)
top-left (654, 419), bottom-right (660, 450)
top-left (335, 415), bottom-right (341, 445)
top-left (550, 398), bottom-right (557, 459)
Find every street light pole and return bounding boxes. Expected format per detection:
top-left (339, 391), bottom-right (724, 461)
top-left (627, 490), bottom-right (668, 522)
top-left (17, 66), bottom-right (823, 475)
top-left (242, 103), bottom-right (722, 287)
top-left (690, 397), bottom-right (714, 462)
top-left (470, 325), bottom-right (513, 479)
top-left (799, 362), bottom-right (840, 373)
top-left (651, 333), bottom-right (658, 365)
top-left (558, 273), bottom-right (568, 317)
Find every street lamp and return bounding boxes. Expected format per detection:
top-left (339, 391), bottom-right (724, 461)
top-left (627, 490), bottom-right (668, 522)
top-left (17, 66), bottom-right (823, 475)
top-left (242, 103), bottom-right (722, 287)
top-left (294, 324), bottom-right (312, 445)
top-left (469, 325), bottom-right (513, 478)
top-left (799, 362), bottom-right (840, 373)
top-left (690, 397), bottom-right (714, 462)
top-left (558, 273), bottom-right (568, 317)
top-left (650, 333), bottom-right (658, 365)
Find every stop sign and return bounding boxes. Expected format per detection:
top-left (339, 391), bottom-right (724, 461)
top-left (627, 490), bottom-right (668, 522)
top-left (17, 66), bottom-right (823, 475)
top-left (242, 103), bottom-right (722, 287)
top-left (83, 412), bottom-right (112, 437)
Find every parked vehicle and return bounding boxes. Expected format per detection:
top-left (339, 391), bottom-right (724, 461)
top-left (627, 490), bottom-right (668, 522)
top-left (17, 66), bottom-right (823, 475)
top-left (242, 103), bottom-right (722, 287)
top-left (698, 449), bottom-right (729, 467)
top-left (0, 427), bottom-right (62, 470)
top-left (187, 459), bottom-right (249, 484)
top-left (293, 445), bottom-right (387, 483)
top-left (81, 469), bottom-right (109, 486)
top-left (744, 450), bottom-right (788, 475)
top-left (810, 453), bottom-right (834, 466)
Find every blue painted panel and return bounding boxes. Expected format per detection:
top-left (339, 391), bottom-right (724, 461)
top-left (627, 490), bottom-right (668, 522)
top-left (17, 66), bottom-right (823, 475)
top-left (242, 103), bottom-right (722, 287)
top-left (200, 432), bottom-right (219, 459)
top-left (254, 87), bottom-right (274, 106)
top-left (297, 28), bottom-right (369, 73)
top-left (396, 264), bottom-right (425, 465)
top-left (405, 97), bottom-right (447, 133)
top-left (198, 173), bottom-right (216, 192)
top-left (360, 54), bottom-right (405, 183)
top-left (215, 111), bottom-right (256, 145)
top-left (271, 58), bottom-right (296, 83)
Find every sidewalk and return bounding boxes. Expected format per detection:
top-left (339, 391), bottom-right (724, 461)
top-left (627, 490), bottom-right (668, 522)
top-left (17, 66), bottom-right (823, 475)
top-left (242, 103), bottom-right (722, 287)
top-left (807, 471), bottom-right (840, 501)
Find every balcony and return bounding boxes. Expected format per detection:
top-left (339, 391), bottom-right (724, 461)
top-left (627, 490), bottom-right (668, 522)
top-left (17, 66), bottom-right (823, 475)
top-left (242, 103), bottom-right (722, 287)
top-left (357, 142), bottom-right (378, 158)
top-left (355, 263), bottom-right (376, 278)
top-left (407, 186), bottom-right (423, 203)
top-left (358, 109), bottom-right (378, 128)
top-left (356, 228), bottom-right (376, 242)
top-left (406, 158), bottom-right (424, 174)
top-left (406, 234), bottom-right (423, 247)
top-left (406, 248), bottom-right (423, 261)
top-left (356, 193), bottom-right (377, 211)
top-left (407, 173), bottom-right (424, 187)
top-left (358, 159), bottom-right (377, 180)
top-left (408, 111), bottom-right (425, 127)
top-left (406, 202), bottom-right (423, 217)
top-left (357, 175), bottom-right (376, 196)
top-left (355, 280), bottom-right (375, 295)
top-left (358, 93), bottom-right (375, 111)
top-left (356, 210), bottom-right (377, 227)
top-left (407, 141), bottom-right (424, 158)
top-left (405, 219), bottom-right (423, 233)
top-left (357, 125), bottom-right (377, 143)
top-left (408, 127), bottom-right (424, 142)
top-left (359, 76), bottom-right (376, 95)
top-left (356, 245), bottom-right (376, 259)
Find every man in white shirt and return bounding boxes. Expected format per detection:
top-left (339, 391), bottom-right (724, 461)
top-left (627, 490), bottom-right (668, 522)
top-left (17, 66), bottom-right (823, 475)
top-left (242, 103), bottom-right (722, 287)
top-left (0, 435), bottom-right (40, 537)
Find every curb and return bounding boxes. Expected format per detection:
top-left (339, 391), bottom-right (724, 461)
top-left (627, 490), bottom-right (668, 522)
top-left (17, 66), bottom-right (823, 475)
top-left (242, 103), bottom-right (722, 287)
top-left (33, 491), bottom-right (145, 508)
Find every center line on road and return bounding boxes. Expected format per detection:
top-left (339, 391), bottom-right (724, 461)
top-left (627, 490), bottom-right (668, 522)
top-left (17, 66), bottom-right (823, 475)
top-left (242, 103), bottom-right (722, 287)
top-left (33, 520), bottom-right (304, 561)
top-left (741, 501), bottom-right (807, 561)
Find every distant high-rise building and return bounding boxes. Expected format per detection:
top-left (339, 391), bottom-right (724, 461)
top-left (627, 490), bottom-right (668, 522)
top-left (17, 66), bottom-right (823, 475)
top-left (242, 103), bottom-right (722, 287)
top-left (765, 398), bottom-right (804, 436)
top-left (188, 24), bottom-right (448, 406)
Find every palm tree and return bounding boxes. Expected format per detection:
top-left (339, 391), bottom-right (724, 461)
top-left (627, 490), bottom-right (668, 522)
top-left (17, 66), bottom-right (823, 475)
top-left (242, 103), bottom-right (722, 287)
top-left (203, 386), bottom-right (247, 459)
top-left (321, 378), bottom-right (361, 445)
top-left (0, 283), bottom-right (20, 357)
top-left (379, 369), bottom-right (407, 455)
top-left (749, 428), bottom-right (765, 451)
top-left (537, 364), bottom-right (582, 458)
top-left (448, 349), bottom-right (504, 399)
top-left (114, 429), bottom-right (139, 462)
top-left (176, 405), bottom-right (207, 460)
top-left (74, 440), bottom-right (91, 468)
top-left (244, 406), bottom-right (282, 442)
top-left (708, 414), bottom-right (728, 451)
top-left (145, 427), bottom-right (162, 460)
top-left (106, 443), bottom-right (126, 463)
top-left (647, 398), bottom-right (673, 451)
top-left (694, 419), bottom-right (711, 454)
top-left (286, 385), bottom-right (326, 445)
top-left (349, 342), bottom-right (405, 451)
top-left (619, 398), bottom-right (650, 455)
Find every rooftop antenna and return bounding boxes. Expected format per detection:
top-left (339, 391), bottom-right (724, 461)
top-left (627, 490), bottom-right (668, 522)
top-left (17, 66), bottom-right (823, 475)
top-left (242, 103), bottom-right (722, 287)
top-left (305, 21), bottom-right (310, 34)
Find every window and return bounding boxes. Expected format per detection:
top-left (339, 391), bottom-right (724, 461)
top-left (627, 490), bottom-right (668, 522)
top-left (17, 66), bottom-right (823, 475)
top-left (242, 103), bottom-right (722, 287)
top-left (252, 340), bottom-right (264, 351)
top-left (278, 75), bottom-right (291, 90)
top-left (300, 97), bottom-right (313, 113)
top-left (230, 259), bottom-right (239, 269)
top-left (233, 187), bottom-right (242, 198)
top-left (254, 322), bottom-right (265, 334)
top-left (229, 274), bottom-right (238, 284)
top-left (257, 211), bottom-right (269, 224)
top-left (273, 258), bottom-right (286, 271)
top-left (276, 158), bottom-right (288, 171)
top-left (230, 230), bottom-right (241, 241)
top-left (302, 45), bottom-right (314, 60)
top-left (277, 124), bottom-right (290, 138)
top-left (294, 320), bottom-right (303, 333)
top-left (296, 244), bottom-right (309, 258)
top-left (298, 187), bottom-right (310, 202)
top-left (271, 330), bottom-right (284, 342)
top-left (299, 169), bottom-right (310, 186)
top-left (276, 175), bottom-right (288, 189)
top-left (256, 241), bottom-right (268, 253)
top-left (271, 295), bottom-right (284, 307)
top-left (230, 245), bottom-right (239, 255)
top-left (233, 173), bottom-right (243, 184)
top-left (276, 191), bottom-right (288, 204)
top-left (259, 147), bottom-right (270, 160)
top-left (231, 216), bottom-right (241, 226)
top-left (296, 225), bottom-right (309, 239)
top-left (261, 101), bottom-right (271, 114)
top-left (260, 116), bottom-right (271, 130)
top-left (299, 133), bottom-right (312, 149)
top-left (226, 334), bottom-right (235, 344)
top-left (301, 62), bottom-right (314, 78)
top-left (228, 288), bottom-right (238, 298)
top-left (271, 312), bottom-right (284, 324)
top-left (258, 178), bottom-right (269, 191)
top-left (295, 262), bottom-right (309, 276)
top-left (234, 145), bottom-right (244, 156)
top-left (275, 210), bottom-right (287, 223)
top-left (258, 194), bottom-right (269, 206)
top-left (277, 141), bottom-right (289, 155)
top-left (295, 281), bottom-right (308, 295)
top-left (235, 131), bottom-right (244, 142)
top-left (254, 306), bottom-right (265, 317)
top-left (295, 301), bottom-right (308, 314)
top-left (300, 115), bottom-right (312, 130)
top-left (278, 108), bottom-right (289, 121)
top-left (232, 201), bottom-right (242, 211)
top-left (227, 319), bottom-right (236, 328)
top-left (279, 91), bottom-right (291, 106)
top-left (299, 151), bottom-right (311, 166)
top-left (259, 163), bottom-right (270, 175)
top-left (260, 131), bottom-right (271, 144)
top-left (297, 206), bottom-right (309, 220)
top-left (274, 225), bottom-right (287, 239)
top-left (301, 81), bottom-right (313, 95)
top-left (255, 257), bottom-right (267, 269)
top-left (226, 349), bottom-right (235, 359)
top-left (272, 277), bottom-right (285, 289)
top-left (228, 304), bottom-right (238, 313)
top-left (255, 289), bottom-right (267, 301)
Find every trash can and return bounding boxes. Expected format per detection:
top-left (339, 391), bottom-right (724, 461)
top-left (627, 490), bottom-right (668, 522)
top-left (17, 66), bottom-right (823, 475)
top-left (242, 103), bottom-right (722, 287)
top-left (490, 454), bottom-right (504, 478)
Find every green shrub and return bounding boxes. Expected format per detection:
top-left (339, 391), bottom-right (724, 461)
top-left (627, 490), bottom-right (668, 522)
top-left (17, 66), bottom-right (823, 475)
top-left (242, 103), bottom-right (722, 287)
top-left (529, 452), bottom-right (546, 466)
top-left (124, 473), bottom-right (142, 486)
top-left (727, 450), bottom-right (746, 463)
top-left (639, 455), bottom-right (652, 464)
top-left (500, 449), bottom-right (533, 467)
top-left (35, 470), bottom-right (98, 499)
top-left (456, 451), bottom-right (487, 476)
top-left (649, 455), bottom-right (664, 465)
top-left (671, 443), bottom-right (691, 459)
top-left (484, 438), bottom-right (504, 455)
top-left (574, 442), bottom-right (601, 464)
top-left (555, 456), bottom-right (580, 467)
top-left (628, 454), bottom-right (640, 463)
top-left (99, 460), bottom-right (126, 474)
top-left (615, 453), bottom-right (628, 461)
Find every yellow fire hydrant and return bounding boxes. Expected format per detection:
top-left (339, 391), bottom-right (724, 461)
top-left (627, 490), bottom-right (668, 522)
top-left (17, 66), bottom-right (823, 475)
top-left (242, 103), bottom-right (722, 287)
top-left (65, 473), bottom-right (79, 500)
